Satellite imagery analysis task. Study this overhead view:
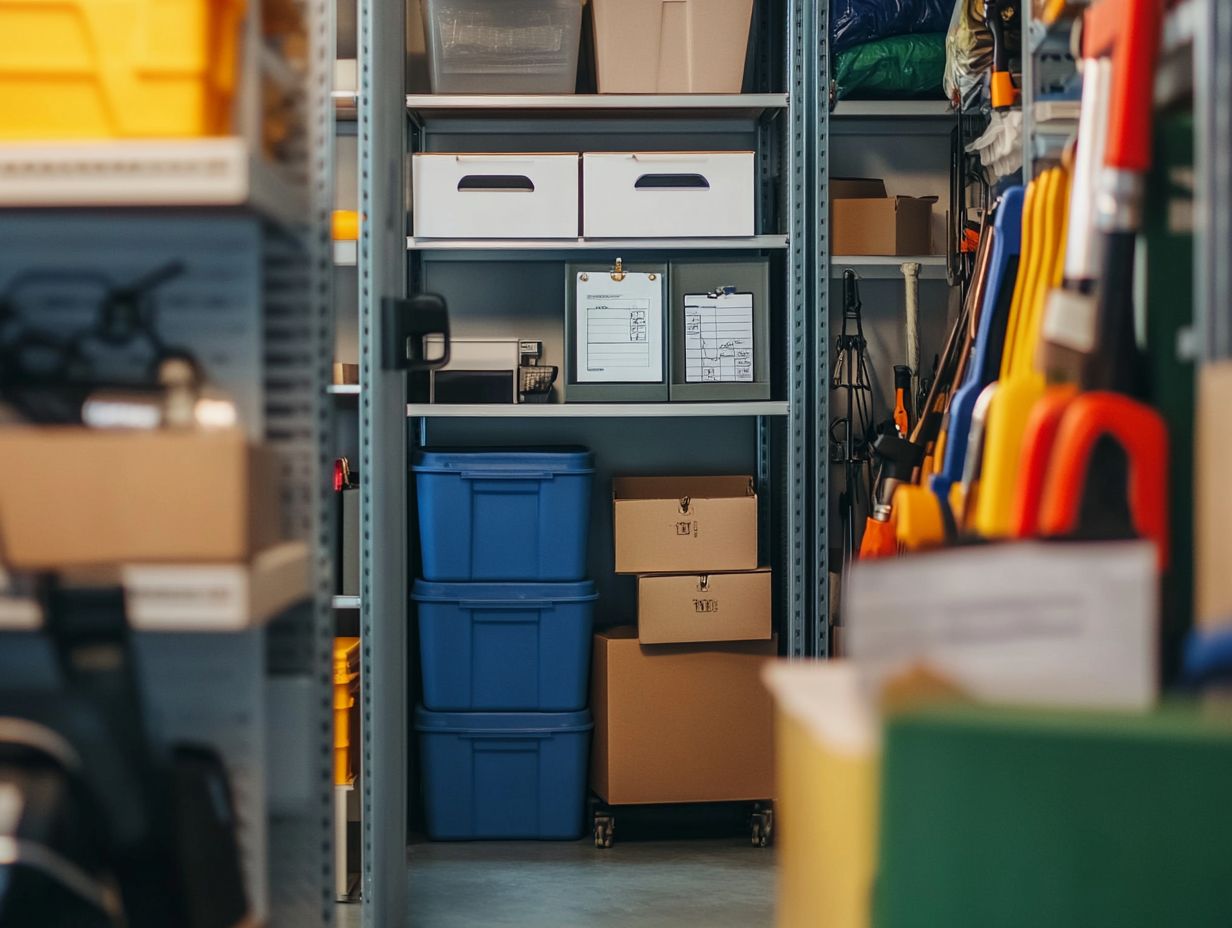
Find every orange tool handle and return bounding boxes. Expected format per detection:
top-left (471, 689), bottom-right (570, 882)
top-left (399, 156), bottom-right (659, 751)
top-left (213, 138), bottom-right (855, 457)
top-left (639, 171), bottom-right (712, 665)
top-left (1037, 392), bottom-right (1169, 569)
top-left (893, 364), bottom-right (912, 436)
top-left (1084, 0), bottom-right (1164, 173)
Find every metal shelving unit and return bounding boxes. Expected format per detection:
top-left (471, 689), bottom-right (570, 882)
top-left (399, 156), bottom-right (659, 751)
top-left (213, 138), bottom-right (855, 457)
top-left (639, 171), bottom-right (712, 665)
top-left (830, 99), bottom-right (954, 118)
top-left (0, 0), bottom-right (337, 921)
top-left (406, 401), bottom-right (791, 418)
top-left (407, 235), bottom-right (790, 252)
top-left (357, 2), bottom-right (826, 925)
top-left (831, 255), bottom-right (949, 278)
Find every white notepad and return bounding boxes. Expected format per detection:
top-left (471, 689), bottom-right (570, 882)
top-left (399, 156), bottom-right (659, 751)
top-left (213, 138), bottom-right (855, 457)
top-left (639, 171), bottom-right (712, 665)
top-left (575, 271), bottom-right (664, 383)
top-left (684, 291), bottom-right (755, 383)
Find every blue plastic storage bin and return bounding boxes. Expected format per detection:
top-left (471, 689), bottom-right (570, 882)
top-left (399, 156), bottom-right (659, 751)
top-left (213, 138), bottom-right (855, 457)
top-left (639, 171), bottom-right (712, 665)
top-left (415, 579), bottom-right (597, 712)
top-left (413, 447), bottom-right (595, 581)
top-left (415, 707), bottom-right (593, 840)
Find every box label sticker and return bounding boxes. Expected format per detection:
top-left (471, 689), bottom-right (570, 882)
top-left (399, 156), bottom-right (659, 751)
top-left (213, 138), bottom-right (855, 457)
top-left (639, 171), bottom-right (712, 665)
top-left (693, 599), bottom-right (719, 613)
top-left (675, 521), bottom-right (698, 537)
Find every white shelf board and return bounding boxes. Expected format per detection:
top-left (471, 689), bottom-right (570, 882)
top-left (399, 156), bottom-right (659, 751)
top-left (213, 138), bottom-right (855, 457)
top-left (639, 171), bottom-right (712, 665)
top-left (0, 542), bottom-right (311, 632)
top-left (408, 235), bottom-right (789, 252)
top-left (831, 255), bottom-right (949, 280)
top-left (333, 595), bottom-right (361, 609)
top-left (333, 240), bottom-right (358, 266)
top-left (407, 401), bottom-right (789, 418)
top-left (327, 383), bottom-right (361, 395)
top-left (830, 100), bottom-right (955, 118)
top-left (0, 138), bottom-right (308, 227)
top-left (405, 94), bottom-right (788, 121)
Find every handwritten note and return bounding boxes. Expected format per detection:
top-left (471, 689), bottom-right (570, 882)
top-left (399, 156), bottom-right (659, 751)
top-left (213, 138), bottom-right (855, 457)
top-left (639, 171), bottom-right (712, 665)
top-left (575, 272), bottom-right (663, 383)
top-left (684, 291), bottom-right (755, 383)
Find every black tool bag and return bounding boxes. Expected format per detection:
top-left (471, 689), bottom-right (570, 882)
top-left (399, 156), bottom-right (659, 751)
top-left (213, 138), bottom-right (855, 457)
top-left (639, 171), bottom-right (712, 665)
top-left (0, 582), bottom-right (249, 928)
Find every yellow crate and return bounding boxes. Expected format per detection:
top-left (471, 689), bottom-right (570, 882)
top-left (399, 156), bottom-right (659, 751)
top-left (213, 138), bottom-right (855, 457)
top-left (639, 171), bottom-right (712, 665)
top-left (0, 0), bottom-right (245, 139)
top-left (764, 663), bottom-right (881, 928)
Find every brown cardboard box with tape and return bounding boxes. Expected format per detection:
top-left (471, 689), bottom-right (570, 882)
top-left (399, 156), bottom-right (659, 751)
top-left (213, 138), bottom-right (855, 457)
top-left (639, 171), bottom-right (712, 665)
top-left (612, 475), bottom-right (758, 574)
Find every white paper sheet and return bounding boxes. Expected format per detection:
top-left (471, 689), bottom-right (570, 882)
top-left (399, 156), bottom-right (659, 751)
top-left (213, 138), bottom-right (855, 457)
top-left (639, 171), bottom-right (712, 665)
top-left (575, 271), bottom-right (663, 383)
top-left (683, 291), bottom-right (755, 383)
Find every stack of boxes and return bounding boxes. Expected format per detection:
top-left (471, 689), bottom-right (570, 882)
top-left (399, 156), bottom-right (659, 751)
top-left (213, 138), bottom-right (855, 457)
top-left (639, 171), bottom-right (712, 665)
top-left (591, 475), bottom-right (776, 809)
top-left (411, 448), bottom-right (598, 840)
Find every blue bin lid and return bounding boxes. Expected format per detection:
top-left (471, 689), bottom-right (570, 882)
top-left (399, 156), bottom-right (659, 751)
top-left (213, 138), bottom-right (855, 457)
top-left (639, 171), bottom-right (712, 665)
top-left (414, 706), bottom-right (593, 734)
top-left (412, 446), bottom-right (594, 476)
top-left (413, 579), bottom-right (597, 603)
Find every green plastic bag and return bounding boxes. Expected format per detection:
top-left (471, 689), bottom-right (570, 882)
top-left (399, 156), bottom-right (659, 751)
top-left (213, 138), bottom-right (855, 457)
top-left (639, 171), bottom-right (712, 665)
top-left (834, 33), bottom-right (948, 100)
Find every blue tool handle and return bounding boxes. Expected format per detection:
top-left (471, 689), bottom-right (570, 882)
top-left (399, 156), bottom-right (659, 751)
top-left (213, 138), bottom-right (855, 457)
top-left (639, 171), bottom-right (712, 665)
top-left (935, 186), bottom-right (1025, 493)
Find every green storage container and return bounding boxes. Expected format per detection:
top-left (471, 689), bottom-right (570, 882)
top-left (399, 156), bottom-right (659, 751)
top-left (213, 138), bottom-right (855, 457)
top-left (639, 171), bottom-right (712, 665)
top-left (875, 704), bottom-right (1232, 928)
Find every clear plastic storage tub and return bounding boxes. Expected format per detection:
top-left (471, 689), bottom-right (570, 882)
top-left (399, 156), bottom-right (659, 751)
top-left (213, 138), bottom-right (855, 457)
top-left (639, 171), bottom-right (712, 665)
top-left (412, 447), bottom-right (594, 582)
top-left (415, 707), bottom-right (593, 840)
top-left (421, 0), bottom-right (583, 94)
top-left (415, 579), bottom-right (597, 711)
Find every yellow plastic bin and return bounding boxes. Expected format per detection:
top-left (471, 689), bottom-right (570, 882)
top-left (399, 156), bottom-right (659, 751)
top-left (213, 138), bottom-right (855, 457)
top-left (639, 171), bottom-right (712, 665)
top-left (0, 0), bottom-right (245, 139)
top-left (334, 637), bottom-right (360, 785)
top-left (590, 0), bottom-right (753, 93)
top-left (763, 662), bottom-right (881, 928)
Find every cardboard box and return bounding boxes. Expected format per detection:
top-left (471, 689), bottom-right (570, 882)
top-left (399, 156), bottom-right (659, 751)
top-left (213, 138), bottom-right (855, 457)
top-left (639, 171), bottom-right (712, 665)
top-left (637, 568), bottom-right (771, 644)
top-left (582, 152), bottom-right (755, 238)
top-left (613, 475), bottom-right (758, 574)
top-left (591, 627), bottom-right (776, 805)
top-left (1197, 361), bottom-right (1232, 629)
top-left (0, 428), bottom-right (282, 569)
top-left (831, 177), bottom-right (935, 256)
top-left (412, 153), bottom-right (580, 239)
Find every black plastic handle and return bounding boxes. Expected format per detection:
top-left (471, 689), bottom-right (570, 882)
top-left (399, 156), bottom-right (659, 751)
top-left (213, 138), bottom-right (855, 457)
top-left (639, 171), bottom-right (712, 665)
top-left (634, 173), bottom-right (711, 190)
top-left (381, 294), bottom-right (451, 371)
top-left (457, 175), bottom-right (535, 192)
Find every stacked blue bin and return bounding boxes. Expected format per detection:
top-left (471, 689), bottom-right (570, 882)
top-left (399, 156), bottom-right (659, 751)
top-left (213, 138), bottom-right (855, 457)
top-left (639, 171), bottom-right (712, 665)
top-left (412, 448), bottom-right (596, 840)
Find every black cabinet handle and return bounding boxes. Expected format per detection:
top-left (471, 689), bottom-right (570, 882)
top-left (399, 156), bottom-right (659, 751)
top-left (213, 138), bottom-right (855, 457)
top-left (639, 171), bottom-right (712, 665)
top-left (457, 175), bottom-right (535, 192)
top-left (634, 173), bottom-right (710, 190)
top-left (381, 294), bottom-right (450, 371)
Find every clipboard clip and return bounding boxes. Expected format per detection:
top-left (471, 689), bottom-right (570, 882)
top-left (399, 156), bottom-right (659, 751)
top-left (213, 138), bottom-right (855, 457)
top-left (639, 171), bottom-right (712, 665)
top-left (611, 257), bottom-right (625, 282)
top-left (707, 285), bottom-right (739, 299)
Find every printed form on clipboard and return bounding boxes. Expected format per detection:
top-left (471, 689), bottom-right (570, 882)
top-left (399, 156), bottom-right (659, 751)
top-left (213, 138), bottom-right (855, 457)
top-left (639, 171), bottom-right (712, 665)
top-left (575, 271), bottom-right (663, 383)
top-left (684, 290), bottom-right (755, 383)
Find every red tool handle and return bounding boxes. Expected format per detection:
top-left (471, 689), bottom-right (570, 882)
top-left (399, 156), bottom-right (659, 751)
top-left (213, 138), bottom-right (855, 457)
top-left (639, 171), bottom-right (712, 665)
top-left (1037, 392), bottom-right (1169, 569)
top-left (1083, 0), bottom-right (1164, 173)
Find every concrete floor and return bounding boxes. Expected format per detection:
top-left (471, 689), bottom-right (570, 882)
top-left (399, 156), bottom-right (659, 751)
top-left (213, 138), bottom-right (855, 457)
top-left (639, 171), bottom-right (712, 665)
top-left (336, 839), bottom-right (775, 927)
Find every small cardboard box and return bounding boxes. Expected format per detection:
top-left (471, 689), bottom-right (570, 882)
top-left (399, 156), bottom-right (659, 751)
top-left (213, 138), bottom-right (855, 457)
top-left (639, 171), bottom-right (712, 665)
top-left (831, 177), bottom-right (935, 256)
top-left (0, 427), bottom-right (282, 569)
top-left (638, 568), bottom-right (771, 644)
top-left (613, 475), bottom-right (758, 574)
top-left (591, 627), bottom-right (776, 805)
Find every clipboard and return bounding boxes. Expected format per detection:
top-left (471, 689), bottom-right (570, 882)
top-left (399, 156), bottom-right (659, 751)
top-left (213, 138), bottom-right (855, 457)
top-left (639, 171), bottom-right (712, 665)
top-left (565, 258), bottom-right (669, 403)
top-left (670, 260), bottom-right (771, 401)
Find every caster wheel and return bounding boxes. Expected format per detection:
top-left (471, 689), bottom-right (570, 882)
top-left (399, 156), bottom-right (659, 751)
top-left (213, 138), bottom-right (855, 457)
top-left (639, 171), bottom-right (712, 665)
top-left (751, 805), bottom-right (774, 848)
top-left (594, 813), bottom-right (614, 849)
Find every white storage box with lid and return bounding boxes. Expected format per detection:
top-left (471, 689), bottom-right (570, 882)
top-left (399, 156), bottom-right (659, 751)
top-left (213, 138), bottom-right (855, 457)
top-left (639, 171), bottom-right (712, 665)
top-left (413, 153), bottom-right (580, 239)
top-left (591, 0), bottom-right (754, 93)
top-left (421, 0), bottom-right (584, 94)
top-left (582, 151), bottom-right (755, 238)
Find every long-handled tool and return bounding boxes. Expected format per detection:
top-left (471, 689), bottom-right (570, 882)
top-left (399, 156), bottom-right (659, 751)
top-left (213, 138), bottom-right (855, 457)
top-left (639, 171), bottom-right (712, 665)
top-left (900, 260), bottom-right (921, 417)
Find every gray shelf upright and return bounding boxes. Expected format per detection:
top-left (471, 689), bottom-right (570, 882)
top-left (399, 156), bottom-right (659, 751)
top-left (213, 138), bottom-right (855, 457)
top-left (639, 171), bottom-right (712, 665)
top-left (358, 3), bottom-right (827, 925)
